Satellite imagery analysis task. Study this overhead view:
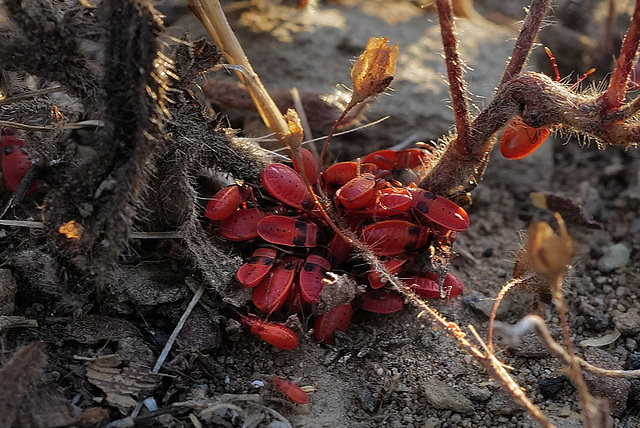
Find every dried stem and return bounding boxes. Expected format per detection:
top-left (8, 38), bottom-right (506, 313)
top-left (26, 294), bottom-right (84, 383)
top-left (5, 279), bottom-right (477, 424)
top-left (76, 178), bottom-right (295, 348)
top-left (601, 0), bottom-right (640, 113)
top-left (498, 0), bottom-right (552, 88)
top-left (486, 276), bottom-right (531, 353)
top-left (435, 0), bottom-right (470, 143)
top-left (189, 0), bottom-right (289, 139)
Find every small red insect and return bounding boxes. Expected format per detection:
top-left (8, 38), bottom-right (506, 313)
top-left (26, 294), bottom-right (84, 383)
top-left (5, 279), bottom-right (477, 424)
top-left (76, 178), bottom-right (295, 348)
top-left (499, 48), bottom-right (594, 160)
top-left (205, 185), bottom-right (242, 221)
top-left (1, 127), bottom-right (37, 195)
top-left (406, 272), bottom-right (465, 298)
top-left (361, 220), bottom-right (429, 256)
top-left (261, 163), bottom-right (315, 210)
top-left (360, 289), bottom-right (404, 314)
top-left (314, 303), bottom-right (353, 345)
top-left (220, 207), bottom-right (264, 241)
top-left (335, 173), bottom-right (377, 209)
top-left (409, 188), bottom-right (469, 232)
top-left (273, 377), bottom-right (309, 404)
top-left (367, 257), bottom-right (408, 289)
top-left (236, 247), bottom-right (277, 288)
top-left (252, 256), bottom-right (301, 314)
top-left (239, 314), bottom-right (299, 350)
top-left (298, 254), bottom-right (331, 304)
top-left (291, 147), bottom-right (319, 185)
top-left (257, 215), bottom-right (320, 247)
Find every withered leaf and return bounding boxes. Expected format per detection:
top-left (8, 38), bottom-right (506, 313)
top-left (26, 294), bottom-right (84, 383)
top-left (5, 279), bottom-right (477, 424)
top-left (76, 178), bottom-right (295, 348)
top-left (85, 354), bottom-right (161, 414)
top-left (530, 192), bottom-right (603, 229)
top-left (0, 342), bottom-right (46, 428)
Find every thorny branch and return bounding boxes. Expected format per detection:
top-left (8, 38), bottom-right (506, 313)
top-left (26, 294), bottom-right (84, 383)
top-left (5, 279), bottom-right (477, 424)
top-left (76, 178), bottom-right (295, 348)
top-left (422, 0), bottom-right (640, 197)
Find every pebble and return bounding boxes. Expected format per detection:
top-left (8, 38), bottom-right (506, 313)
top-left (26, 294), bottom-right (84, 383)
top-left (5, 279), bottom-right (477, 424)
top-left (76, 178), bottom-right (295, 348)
top-left (597, 243), bottom-right (631, 272)
top-left (486, 389), bottom-right (523, 416)
top-left (584, 312), bottom-right (611, 332)
top-left (538, 376), bottom-right (567, 399)
top-left (466, 386), bottom-right (492, 402)
top-left (462, 294), bottom-right (508, 320)
top-left (582, 347), bottom-right (630, 417)
top-left (421, 379), bottom-right (474, 413)
top-left (615, 308), bottom-right (640, 336)
top-left (357, 386), bottom-right (379, 414)
top-left (627, 338), bottom-right (638, 351)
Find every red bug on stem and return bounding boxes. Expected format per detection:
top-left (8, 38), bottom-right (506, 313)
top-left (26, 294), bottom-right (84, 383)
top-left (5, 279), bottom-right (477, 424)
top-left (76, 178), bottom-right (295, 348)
top-left (500, 47), bottom-right (595, 159)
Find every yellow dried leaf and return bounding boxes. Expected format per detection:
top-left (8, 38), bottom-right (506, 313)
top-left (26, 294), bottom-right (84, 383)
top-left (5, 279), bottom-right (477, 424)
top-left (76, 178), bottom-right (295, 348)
top-left (526, 213), bottom-right (575, 279)
top-left (59, 220), bottom-right (83, 240)
top-left (281, 108), bottom-right (304, 150)
top-left (350, 37), bottom-right (398, 106)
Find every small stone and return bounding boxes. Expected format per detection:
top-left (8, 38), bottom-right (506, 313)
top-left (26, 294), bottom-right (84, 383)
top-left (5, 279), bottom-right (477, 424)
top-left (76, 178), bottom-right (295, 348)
top-left (466, 386), bottom-right (492, 402)
top-left (584, 312), bottom-right (611, 332)
top-left (626, 338), bottom-right (637, 351)
top-left (582, 347), bottom-right (630, 417)
top-left (615, 308), bottom-right (640, 336)
top-left (597, 243), bottom-right (631, 272)
top-left (486, 389), bottom-right (523, 416)
top-left (616, 286), bottom-right (628, 297)
top-left (538, 376), bottom-right (567, 399)
top-left (422, 379), bottom-right (474, 413)
top-left (357, 386), bottom-right (379, 414)
top-left (462, 294), bottom-right (508, 320)
top-left (627, 352), bottom-right (640, 370)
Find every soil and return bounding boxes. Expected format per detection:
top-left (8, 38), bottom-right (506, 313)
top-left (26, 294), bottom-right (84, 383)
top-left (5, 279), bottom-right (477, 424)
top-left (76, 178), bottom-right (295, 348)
top-left (1, 1), bottom-right (640, 428)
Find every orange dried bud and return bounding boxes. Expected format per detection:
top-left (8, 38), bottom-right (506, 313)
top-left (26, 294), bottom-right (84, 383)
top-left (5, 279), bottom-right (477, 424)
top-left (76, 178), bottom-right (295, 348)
top-left (282, 108), bottom-right (304, 149)
top-left (59, 220), bottom-right (83, 240)
top-left (350, 37), bottom-right (398, 106)
top-left (526, 213), bottom-right (575, 279)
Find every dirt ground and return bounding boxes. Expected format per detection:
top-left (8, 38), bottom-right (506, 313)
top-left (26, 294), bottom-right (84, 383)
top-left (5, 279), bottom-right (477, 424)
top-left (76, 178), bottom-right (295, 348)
top-left (1, 1), bottom-right (640, 427)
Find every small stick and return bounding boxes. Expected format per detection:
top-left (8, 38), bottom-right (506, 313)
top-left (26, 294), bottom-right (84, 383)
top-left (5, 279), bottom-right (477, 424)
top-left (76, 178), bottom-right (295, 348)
top-left (0, 86), bottom-right (64, 106)
top-left (498, 0), bottom-right (552, 88)
top-left (151, 281), bottom-right (206, 374)
top-left (435, 0), bottom-right (470, 144)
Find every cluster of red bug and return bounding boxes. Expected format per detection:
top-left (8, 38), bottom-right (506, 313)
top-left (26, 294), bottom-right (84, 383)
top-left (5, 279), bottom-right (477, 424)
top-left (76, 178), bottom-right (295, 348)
top-left (204, 145), bottom-right (470, 350)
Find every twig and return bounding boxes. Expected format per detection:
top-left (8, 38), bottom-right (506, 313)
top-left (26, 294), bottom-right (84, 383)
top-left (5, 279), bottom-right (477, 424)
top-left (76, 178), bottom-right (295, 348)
top-left (0, 85), bottom-right (64, 106)
top-left (498, 0), bottom-right (552, 87)
top-left (151, 281), bottom-right (206, 374)
top-left (602, 0), bottom-right (640, 113)
top-left (435, 0), bottom-right (470, 144)
top-left (189, 0), bottom-right (289, 139)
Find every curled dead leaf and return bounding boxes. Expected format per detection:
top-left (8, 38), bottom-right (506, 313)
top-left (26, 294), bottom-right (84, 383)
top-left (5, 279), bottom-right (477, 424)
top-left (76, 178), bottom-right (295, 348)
top-left (526, 213), bottom-right (575, 280)
top-left (350, 37), bottom-right (398, 106)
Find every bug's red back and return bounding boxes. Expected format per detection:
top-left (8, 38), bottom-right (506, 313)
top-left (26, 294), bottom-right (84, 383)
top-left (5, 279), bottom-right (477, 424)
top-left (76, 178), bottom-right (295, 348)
top-left (299, 254), bottom-right (330, 304)
top-left (262, 163), bottom-right (315, 210)
top-left (240, 315), bottom-right (299, 350)
top-left (314, 303), bottom-right (352, 345)
top-left (1, 128), bottom-right (36, 195)
top-left (273, 377), bottom-right (309, 404)
top-left (499, 119), bottom-right (550, 160)
top-left (205, 185), bottom-right (242, 221)
top-left (236, 247), bottom-right (277, 288)
top-left (360, 289), bottom-right (404, 313)
top-left (252, 256), bottom-right (300, 314)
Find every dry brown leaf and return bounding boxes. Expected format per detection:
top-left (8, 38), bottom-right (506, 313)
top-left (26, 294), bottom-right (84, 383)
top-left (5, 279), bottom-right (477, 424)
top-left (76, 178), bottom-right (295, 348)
top-left (349, 37), bottom-right (398, 106)
top-left (526, 213), bottom-right (576, 280)
top-left (85, 354), bottom-right (161, 414)
top-left (15, 382), bottom-right (77, 428)
top-left (0, 342), bottom-right (46, 428)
